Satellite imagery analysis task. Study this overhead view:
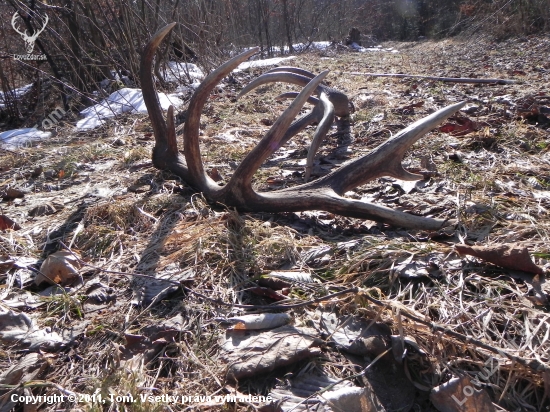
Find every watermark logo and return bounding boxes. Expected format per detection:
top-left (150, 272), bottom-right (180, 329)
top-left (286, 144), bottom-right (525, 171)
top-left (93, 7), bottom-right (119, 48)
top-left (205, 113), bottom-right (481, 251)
top-left (11, 11), bottom-right (48, 60)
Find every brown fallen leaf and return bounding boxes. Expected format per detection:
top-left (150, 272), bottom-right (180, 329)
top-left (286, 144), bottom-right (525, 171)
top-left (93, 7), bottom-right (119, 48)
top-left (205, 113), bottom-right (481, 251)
top-left (455, 244), bottom-right (544, 275)
top-left (35, 250), bottom-right (83, 286)
top-left (28, 202), bottom-right (65, 217)
top-left (430, 375), bottom-right (495, 412)
top-left (118, 333), bottom-right (168, 372)
top-left (0, 353), bottom-right (49, 411)
top-left (0, 308), bottom-right (65, 350)
top-left (267, 371), bottom-right (385, 412)
top-left (0, 214), bottom-right (21, 231)
top-left (247, 286), bottom-right (287, 301)
top-left (208, 167), bottom-right (223, 182)
top-left (0, 187), bottom-right (25, 201)
top-left (221, 325), bottom-right (321, 380)
top-left (439, 115), bottom-right (479, 136)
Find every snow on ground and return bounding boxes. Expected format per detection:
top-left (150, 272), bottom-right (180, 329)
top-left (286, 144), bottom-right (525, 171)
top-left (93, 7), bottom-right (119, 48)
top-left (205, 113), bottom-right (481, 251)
top-left (164, 62), bottom-right (204, 82)
top-left (349, 42), bottom-right (398, 53)
top-left (0, 83), bottom-right (33, 109)
top-left (234, 56), bottom-right (296, 72)
top-left (0, 128), bottom-right (51, 148)
top-left (76, 87), bottom-right (183, 131)
top-left (240, 41), bottom-right (397, 57)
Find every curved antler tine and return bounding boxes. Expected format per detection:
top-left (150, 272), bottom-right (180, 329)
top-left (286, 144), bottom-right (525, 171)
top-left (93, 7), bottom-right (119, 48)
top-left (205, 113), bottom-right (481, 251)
top-left (323, 194), bottom-right (451, 229)
top-left (266, 66), bottom-right (316, 78)
top-left (184, 46), bottom-right (260, 191)
top-left (140, 23), bottom-right (177, 152)
top-left (225, 71), bottom-right (329, 194)
top-left (237, 72), bottom-right (318, 99)
top-left (276, 92), bottom-right (320, 106)
top-left (166, 106), bottom-right (178, 155)
top-left (304, 92), bottom-right (335, 182)
top-left (279, 105), bottom-right (323, 149)
top-left (321, 101), bottom-right (467, 194)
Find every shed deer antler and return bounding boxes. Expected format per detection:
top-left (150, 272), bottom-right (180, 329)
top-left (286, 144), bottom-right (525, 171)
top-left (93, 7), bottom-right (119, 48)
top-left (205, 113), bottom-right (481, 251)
top-left (140, 23), bottom-right (465, 230)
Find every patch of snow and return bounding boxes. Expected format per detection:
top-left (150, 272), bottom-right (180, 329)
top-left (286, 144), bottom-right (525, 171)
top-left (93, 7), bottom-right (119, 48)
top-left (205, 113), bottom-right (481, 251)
top-left (0, 83), bottom-right (33, 109)
top-left (0, 128), bottom-right (51, 148)
top-left (164, 62), bottom-right (204, 82)
top-left (349, 42), bottom-right (398, 53)
top-left (76, 117), bottom-right (106, 131)
top-left (292, 41), bottom-right (331, 52)
top-left (234, 56), bottom-right (296, 72)
top-left (77, 88), bottom-right (183, 131)
top-left (239, 40), bottom-right (396, 57)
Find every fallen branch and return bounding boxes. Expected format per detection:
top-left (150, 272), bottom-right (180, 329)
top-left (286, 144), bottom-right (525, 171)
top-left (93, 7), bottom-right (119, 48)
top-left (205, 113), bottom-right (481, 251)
top-left (346, 72), bottom-right (518, 85)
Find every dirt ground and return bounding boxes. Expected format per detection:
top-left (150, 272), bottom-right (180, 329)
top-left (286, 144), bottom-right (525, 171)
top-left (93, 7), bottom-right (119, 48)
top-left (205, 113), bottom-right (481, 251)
top-left (1, 35), bottom-right (550, 411)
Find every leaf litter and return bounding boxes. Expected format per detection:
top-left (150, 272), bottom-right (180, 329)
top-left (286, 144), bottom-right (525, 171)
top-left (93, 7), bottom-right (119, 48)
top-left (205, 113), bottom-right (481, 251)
top-left (0, 36), bottom-right (549, 411)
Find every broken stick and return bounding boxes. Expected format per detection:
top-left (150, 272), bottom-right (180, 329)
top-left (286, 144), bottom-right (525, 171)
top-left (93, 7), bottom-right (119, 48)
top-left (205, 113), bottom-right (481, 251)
top-left (346, 72), bottom-right (518, 85)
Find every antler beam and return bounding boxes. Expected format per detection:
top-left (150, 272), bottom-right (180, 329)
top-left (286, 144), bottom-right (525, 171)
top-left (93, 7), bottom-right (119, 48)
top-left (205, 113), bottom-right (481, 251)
top-left (140, 24), bottom-right (465, 230)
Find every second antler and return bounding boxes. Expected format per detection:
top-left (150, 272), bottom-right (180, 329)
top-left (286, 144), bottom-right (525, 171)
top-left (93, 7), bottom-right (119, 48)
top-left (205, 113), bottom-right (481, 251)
top-left (140, 23), bottom-right (465, 230)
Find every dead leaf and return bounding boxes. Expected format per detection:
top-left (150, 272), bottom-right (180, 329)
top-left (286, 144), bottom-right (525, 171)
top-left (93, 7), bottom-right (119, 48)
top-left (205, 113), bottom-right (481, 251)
top-left (455, 244), bottom-right (544, 275)
top-left (221, 325), bottom-right (321, 379)
top-left (0, 215), bottom-right (21, 231)
top-left (0, 187), bottom-right (25, 200)
top-left (0, 353), bottom-right (48, 386)
top-left (30, 166), bottom-right (43, 178)
top-left (394, 101), bottom-right (424, 115)
top-left (84, 282), bottom-right (115, 304)
top-left (258, 276), bottom-right (291, 290)
top-left (0, 353), bottom-right (49, 411)
top-left (28, 202), bottom-right (65, 217)
top-left (439, 115), bottom-right (478, 136)
top-left (319, 311), bottom-right (391, 356)
top-left (208, 167), bottom-right (223, 182)
top-left (247, 286), bottom-right (287, 301)
top-left (430, 376), bottom-right (495, 412)
top-left (118, 333), bottom-right (167, 372)
top-left (35, 250), bottom-right (83, 286)
top-left (0, 308), bottom-right (65, 350)
top-left (317, 312), bottom-right (416, 411)
top-left (267, 371), bottom-right (385, 412)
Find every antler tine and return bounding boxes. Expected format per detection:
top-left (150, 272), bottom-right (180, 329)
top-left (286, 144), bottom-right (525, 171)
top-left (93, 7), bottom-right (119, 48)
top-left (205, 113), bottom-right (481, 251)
top-left (276, 92), bottom-right (319, 106)
top-left (237, 71), bottom-right (315, 99)
top-left (238, 71), bottom-right (349, 118)
top-left (320, 195), bottom-right (452, 229)
top-left (320, 101), bottom-right (467, 194)
top-left (140, 23), bottom-right (177, 155)
top-left (141, 23), bottom-right (260, 193)
top-left (223, 71), bottom-right (329, 199)
top-left (304, 92), bottom-right (335, 182)
top-left (266, 66), bottom-right (316, 78)
top-left (184, 47), bottom-right (260, 191)
top-left (279, 104), bottom-right (323, 148)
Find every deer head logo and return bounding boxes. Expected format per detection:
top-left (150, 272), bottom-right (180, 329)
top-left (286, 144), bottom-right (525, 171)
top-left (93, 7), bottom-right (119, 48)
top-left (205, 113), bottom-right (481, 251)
top-left (11, 11), bottom-right (48, 54)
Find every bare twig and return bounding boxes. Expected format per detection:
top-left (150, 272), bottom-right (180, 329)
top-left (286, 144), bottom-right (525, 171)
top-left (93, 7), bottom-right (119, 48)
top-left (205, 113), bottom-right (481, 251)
top-left (346, 72), bottom-right (518, 85)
